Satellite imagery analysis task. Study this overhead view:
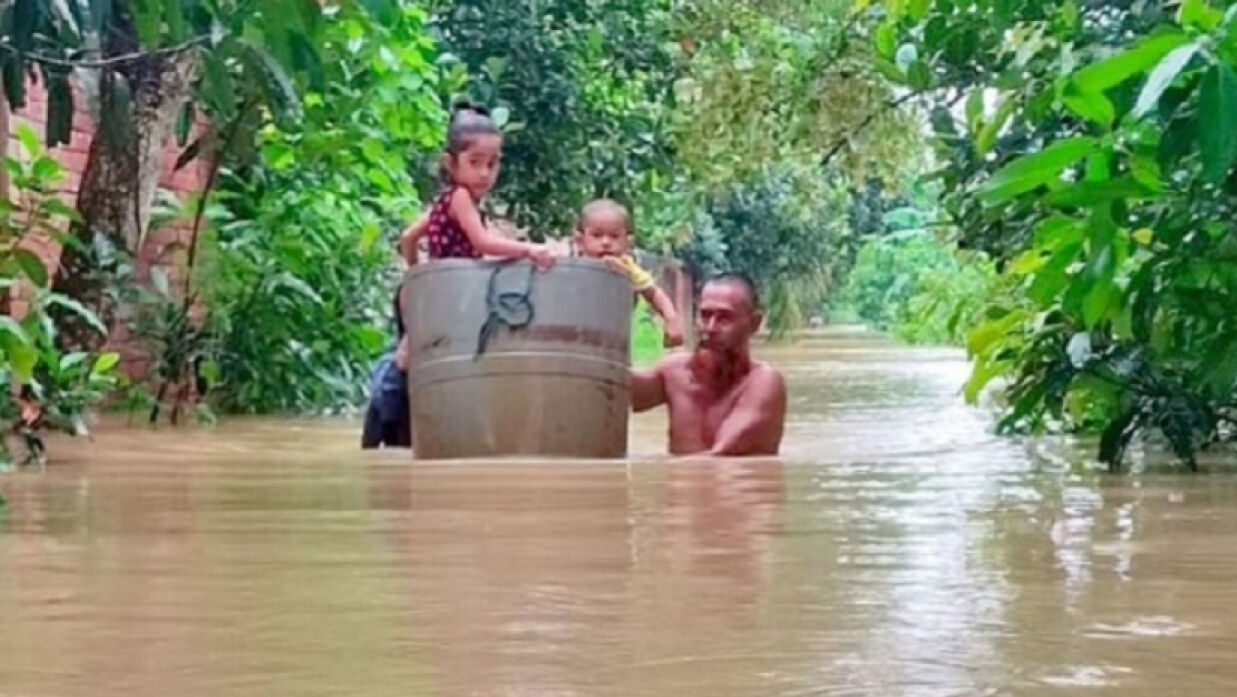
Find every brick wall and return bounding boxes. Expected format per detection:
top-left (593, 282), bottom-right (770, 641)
top-left (7, 74), bottom-right (210, 377)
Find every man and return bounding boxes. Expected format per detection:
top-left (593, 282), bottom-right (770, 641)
top-left (631, 272), bottom-right (787, 456)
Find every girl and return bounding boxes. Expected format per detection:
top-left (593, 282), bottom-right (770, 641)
top-left (399, 102), bottom-right (555, 269)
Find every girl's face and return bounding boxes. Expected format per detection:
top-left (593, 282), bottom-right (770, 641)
top-left (445, 134), bottom-right (502, 199)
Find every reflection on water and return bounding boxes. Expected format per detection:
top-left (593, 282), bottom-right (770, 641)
top-left (3, 327), bottom-right (1237, 696)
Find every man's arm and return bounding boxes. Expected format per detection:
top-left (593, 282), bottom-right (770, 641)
top-left (631, 361), bottom-right (668, 413)
top-left (708, 368), bottom-right (787, 456)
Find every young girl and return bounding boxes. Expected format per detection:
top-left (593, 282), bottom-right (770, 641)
top-left (575, 199), bottom-right (684, 348)
top-left (399, 102), bottom-right (555, 269)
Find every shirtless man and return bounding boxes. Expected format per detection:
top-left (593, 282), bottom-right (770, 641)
top-left (631, 272), bottom-right (787, 456)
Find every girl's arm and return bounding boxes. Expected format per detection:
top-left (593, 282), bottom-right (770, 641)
top-left (398, 211), bottom-right (430, 266)
top-left (638, 285), bottom-right (685, 348)
top-left (449, 188), bottom-right (553, 266)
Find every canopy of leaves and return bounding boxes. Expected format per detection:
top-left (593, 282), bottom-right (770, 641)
top-left (426, 0), bottom-right (678, 236)
top-left (882, 0), bottom-right (1237, 469)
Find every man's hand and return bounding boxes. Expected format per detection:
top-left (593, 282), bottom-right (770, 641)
top-left (707, 367), bottom-right (786, 456)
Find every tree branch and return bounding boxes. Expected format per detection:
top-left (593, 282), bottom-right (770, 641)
top-left (0, 36), bottom-right (210, 70)
top-left (820, 90), bottom-right (920, 168)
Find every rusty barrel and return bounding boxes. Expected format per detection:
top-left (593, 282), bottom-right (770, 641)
top-left (402, 258), bottom-right (633, 459)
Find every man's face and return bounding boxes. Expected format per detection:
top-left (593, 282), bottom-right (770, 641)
top-left (696, 281), bottom-right (760, 353)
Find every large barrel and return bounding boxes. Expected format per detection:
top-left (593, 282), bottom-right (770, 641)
top-left (402, 258), bottom-right (633, 459)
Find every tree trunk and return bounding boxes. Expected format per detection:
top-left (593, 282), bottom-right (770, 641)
top-left (52, 49), bottom-right (198, 350)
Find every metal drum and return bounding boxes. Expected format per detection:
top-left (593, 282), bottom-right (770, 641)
top-left (402, 258), bottom-right (632, 459)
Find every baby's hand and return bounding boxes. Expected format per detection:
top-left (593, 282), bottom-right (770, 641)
top-left (601, 256), bottom-right (626, 274)
top-left (527, 244), bottom-right (556, 272)
top-left (663, 324), bottom-right (685, 349)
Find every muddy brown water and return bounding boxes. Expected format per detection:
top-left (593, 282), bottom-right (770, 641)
top-left (2, 327), bottom-right (1236, 696)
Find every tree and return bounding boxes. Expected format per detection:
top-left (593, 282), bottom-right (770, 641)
top-left (426, 0), bottom-right (678, 236)
top-left (878, 0), bottom-right (1237, 469)
top-left (0, 0), bottom-right (336, 347)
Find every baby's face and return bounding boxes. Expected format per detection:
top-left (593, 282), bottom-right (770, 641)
top-left (575, 210), bottom-right (631, 258)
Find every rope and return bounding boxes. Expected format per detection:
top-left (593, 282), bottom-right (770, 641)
top-left (474, 260), bottom-right (537, 360)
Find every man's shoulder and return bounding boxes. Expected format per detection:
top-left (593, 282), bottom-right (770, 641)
top-left (744, 360), bottom-right (786, 398)
top-left (655, 351), bottom-right (694, 373)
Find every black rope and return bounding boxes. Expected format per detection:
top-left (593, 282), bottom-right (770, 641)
top-left (474, 261), bottom-right (537, 360)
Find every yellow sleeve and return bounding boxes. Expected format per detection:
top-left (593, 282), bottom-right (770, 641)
top-left (614, 255), bottom-right (655, 291)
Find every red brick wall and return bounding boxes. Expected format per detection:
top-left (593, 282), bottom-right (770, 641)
top-left (8, 74), bottom-right (210, 377)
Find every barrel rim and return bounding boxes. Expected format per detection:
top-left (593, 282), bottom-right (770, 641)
top-left (403, 256), bottom-right (624, 282)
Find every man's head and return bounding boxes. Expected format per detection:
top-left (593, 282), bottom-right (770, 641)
top-left (692, 273), bottom-right (762, 389)
top-left (697, 272), bottom-right (762, 352)
top-left (574, 199), bottom-right (632, 258)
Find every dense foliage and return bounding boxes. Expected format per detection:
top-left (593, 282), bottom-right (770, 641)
top-left (0, 132), bottom-right (119, 466)
top-left (879, 0), bottom-right (1237, 469)
top-left (197, 3), bottom-right (444, 414)
top-left (426, 0), bottom-right (678, 236)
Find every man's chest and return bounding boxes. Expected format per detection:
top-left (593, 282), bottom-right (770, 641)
top-left (665, 376), bottom-right (743, 441)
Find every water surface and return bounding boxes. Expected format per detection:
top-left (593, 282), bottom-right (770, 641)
top-left (3, 327), bottom-right (1236, 696)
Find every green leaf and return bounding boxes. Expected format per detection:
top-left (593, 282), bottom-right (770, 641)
top-left (965, 309), bottom-right (1026, 358)
top-left (964, 356), bottom-right (1006, 404)
top-left (132, 0), bottom-right (161, 47)
top-left (1129, 153), bottom-right (1163, 192)
top-left (1073, 32), bottom-right (1190, 94)
top-left (7, 341), bottom-right (38, 381)
top-left (875, 21), bottom-right (897, 59)
top-left (975, 93), bottom-right (1017, 155)
top-left (872, 56), bottom-right (906, 84)
top-left (1033, 216), bottom-right (1085, 248)
top-left (14, 123), bottom-right (40, 159)
top-left (175, 135), bottom-right (206, 172)
top-left (1082, 241), bottom-right (1116, 327)
top-left (1009, 249), bottom-right (1047, 275)
top-left (45, 294), bottom-right (108, 335)
top-left (60, 351), bottom-right (89, 373)
top-left (0, 316), bottom-right (36, 381)
top-left (200, 53), bottom-right (237, 121)
top-left (1132, 42), bottom-right (1199, 118)
top-left (1043, 176), bottom-right (1156, 208)
top-left (886, 0), bottom-right (905, 22)
top-left (0, 316), bottom-right (32, 347)
top-left (247, 46), bottom-right (302, 125)
top-left (1179, 0), bottom-right (1223, 31)
top-left (1062, 88), bottom-right (1115, 128)
top-left (907, 60), bottom-right (933, 90)
top-left (1199, 63), bottom-right (1237, 183)
top-left (979, 136), bottom-right (1098, 204)
top-left (1085, 150), bottom-right (1112, 182)
top-left (175, 101), bottom-right (194, 146)
top-left (92, 352), bottom-right (120, 376)
top-left (15, 248), bottom-right (48, 286)
top-left (164, 0), bottom-right (187, 41)
top-left (965, 89), bottom-right (984, 132)
top-left (268, 272), bottom-right (323, 304)
top-left (1028, 242), bottom-right (1082, 306)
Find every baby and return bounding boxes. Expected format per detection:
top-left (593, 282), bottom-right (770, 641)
top-left (574, 199), bottom-right (684, 348)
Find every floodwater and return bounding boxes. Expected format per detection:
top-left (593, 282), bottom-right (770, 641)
top-left (2, 327), bottom-right (1237, 696)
